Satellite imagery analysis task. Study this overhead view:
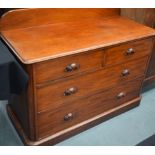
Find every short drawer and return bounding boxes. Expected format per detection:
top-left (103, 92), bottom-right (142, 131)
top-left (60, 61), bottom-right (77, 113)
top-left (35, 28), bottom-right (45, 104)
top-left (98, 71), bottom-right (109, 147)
top-left (34, 50), bottom-right (104, 84)
top-left (36, 56), bottom-right (148, 112)
top-left (105, 38), bottom-right (153, 66)
top-left (37, 77), bottom-right (143, 138)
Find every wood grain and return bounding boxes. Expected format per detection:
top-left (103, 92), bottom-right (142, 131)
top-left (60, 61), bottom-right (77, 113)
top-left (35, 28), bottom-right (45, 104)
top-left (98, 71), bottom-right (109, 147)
top-left (35, 50), bottom-right (104, 84)
top-left (0, 8), bottom-right (120, 31)
top-left (36, 56), bottom-right (148, 112)
top-left (3, 8), bottom-right (155, 145)
top-left (7, 97), bottom-right (141, 145)
top-left (38, 77), bottom-right (143, 138)
top-left (105, 38), bottom-right (153, 66)
top-left (1, 16), bottom-right (155, 64)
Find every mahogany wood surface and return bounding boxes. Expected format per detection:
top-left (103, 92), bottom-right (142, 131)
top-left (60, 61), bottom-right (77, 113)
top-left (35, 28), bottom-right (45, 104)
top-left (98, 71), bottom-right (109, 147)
top-left (36, 57), bottom-right (148, 112)
top-left (105, 38), bottom-right (153, 66)
top-left (1, 9), bottom-right (155, 145)
top-left (35, 38), bottom-right (152, 84)
top-left (35, 50), bottom-right (104, 84)
top-left (7, 97), bottom-right (141, 145)
top-left (1, 13), bottom-right (155, 64)
top-left (38, 77), bottom-right (143, 138)
top-left (0, 8), bottom-right (120, 31)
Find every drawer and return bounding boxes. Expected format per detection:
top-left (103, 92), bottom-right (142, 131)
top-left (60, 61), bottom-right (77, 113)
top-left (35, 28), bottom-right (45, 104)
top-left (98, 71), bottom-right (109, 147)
top-left (36, 56), bottom-right (148, 112)
top-left (105, 38), bottom-right (153, 66)
top-left (38, 77), bottom-right (143, 138)
top-left (34, 50), bottom-right (104, 84)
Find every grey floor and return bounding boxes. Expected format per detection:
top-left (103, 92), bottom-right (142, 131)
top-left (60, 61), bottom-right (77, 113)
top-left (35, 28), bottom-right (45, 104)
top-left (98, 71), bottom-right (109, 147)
top-left (0, 85), bottom-right (155, 146)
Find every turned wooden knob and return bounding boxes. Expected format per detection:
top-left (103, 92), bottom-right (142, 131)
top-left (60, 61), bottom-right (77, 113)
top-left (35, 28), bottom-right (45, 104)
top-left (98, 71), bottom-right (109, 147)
top-left (126, 48), bottom-right (135, 55)
top-left (121, 69), bottom-right (130, 76)
top-left (64, 87), bottom-right (78, 96)
top-left (117, 92), bottom-right (126, 99)
top-left (64, 113), bottom-right (73, 121)
top-left (65, 63), bottom-right (80, 72)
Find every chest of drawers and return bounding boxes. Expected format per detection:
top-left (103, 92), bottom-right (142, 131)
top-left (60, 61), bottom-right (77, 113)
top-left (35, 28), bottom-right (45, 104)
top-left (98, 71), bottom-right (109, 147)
top-left (0, 9), bottom-right (155, 145)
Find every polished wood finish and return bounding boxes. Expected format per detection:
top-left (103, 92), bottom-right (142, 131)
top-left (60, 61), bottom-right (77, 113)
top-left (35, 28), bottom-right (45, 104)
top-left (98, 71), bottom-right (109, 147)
top-left (1, 9), bottom-right (155, 145)
top-left (121, 9), bottom-right (155, 87)
top-left (0, 9), bottom-right (15, 17)
top-left (35, 50), bottom-right (104, 84)
top-left (8, 64), bottom-right (37, 140)
top-left (38, 77), bottom-right (143, 138)
top-left (105, 38), bottom-right (153, 66)
top-left (1, 15), bottom-right (155, 64)
top-left (37, 57), bottom-right (148, 112)
top-left (35, 38), bottom-right (152, 84)
top-left (7, 97), bottom-right (141, 145)
top-left (0, 8), bottom-right (120, 31)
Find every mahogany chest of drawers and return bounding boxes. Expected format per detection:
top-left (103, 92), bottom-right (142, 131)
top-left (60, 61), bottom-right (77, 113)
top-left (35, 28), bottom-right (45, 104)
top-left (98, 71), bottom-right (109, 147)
top-left (0, 9), bottom-right (155, 145)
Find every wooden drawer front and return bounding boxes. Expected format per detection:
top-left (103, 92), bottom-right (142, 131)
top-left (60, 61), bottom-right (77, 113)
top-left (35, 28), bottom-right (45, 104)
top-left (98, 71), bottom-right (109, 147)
top-left (105, 39), bottom-right (153, 66)
top-left (38, 77), bottom-right (143, 138)
top-left (37, 56), bottom-right (148, 112)
top-left (35, 50), bottom-right (104, 84)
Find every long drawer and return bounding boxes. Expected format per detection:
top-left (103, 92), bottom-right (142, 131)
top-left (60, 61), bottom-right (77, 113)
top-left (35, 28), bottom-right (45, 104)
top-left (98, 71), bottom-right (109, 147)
top-left (36, 56), bottom-right (148, 112)
top-left (37, 77), bottom-right (143, 139)
top-left (105, 38), bottom-right (153, 66)
top-left (34, 50), bottom-right (104, 84)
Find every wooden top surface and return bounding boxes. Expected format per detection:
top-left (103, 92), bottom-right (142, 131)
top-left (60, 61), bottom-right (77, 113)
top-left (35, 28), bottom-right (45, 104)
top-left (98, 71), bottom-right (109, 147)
top-left (1, 14), bottom-right (155, 64)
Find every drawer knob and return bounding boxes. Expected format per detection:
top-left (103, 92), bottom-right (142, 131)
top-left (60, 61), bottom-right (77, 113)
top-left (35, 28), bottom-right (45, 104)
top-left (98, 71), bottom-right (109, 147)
top-left (64, 113), bottom-right (73, 121)
top-left (117, 92), bottom-right (126, 99)
top-left (65, 63), bottom-right (80, 72)
top-left (64, 87), bottom-right (78, 96)
top-left (126, 48), bottom-right (135, 55)
top-left (121, 69), bottom-right (130, 76)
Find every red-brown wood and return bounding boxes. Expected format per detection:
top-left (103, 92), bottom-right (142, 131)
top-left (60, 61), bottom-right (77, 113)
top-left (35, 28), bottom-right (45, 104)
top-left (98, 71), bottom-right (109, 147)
top-left (8, 64), bottom-right (38, 140)
top-left (1, 8), bottom-right (155, 145)
top-left (105, 38), bottom-right (153, 66)
top-left (0, 8), bottom-right (120, 31)
top-left (36, 57), bottom-right (148, 112)
top-left (121, 9), bottom-right (155, 87)
top-left (1, 15), bottom-right (155, 64)
top-left (38, 77), bottom-right (143, 138)
top-left (7, 97), bottom-right (141, 145)
top-left (35, 50), bottom-right (104, 84)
